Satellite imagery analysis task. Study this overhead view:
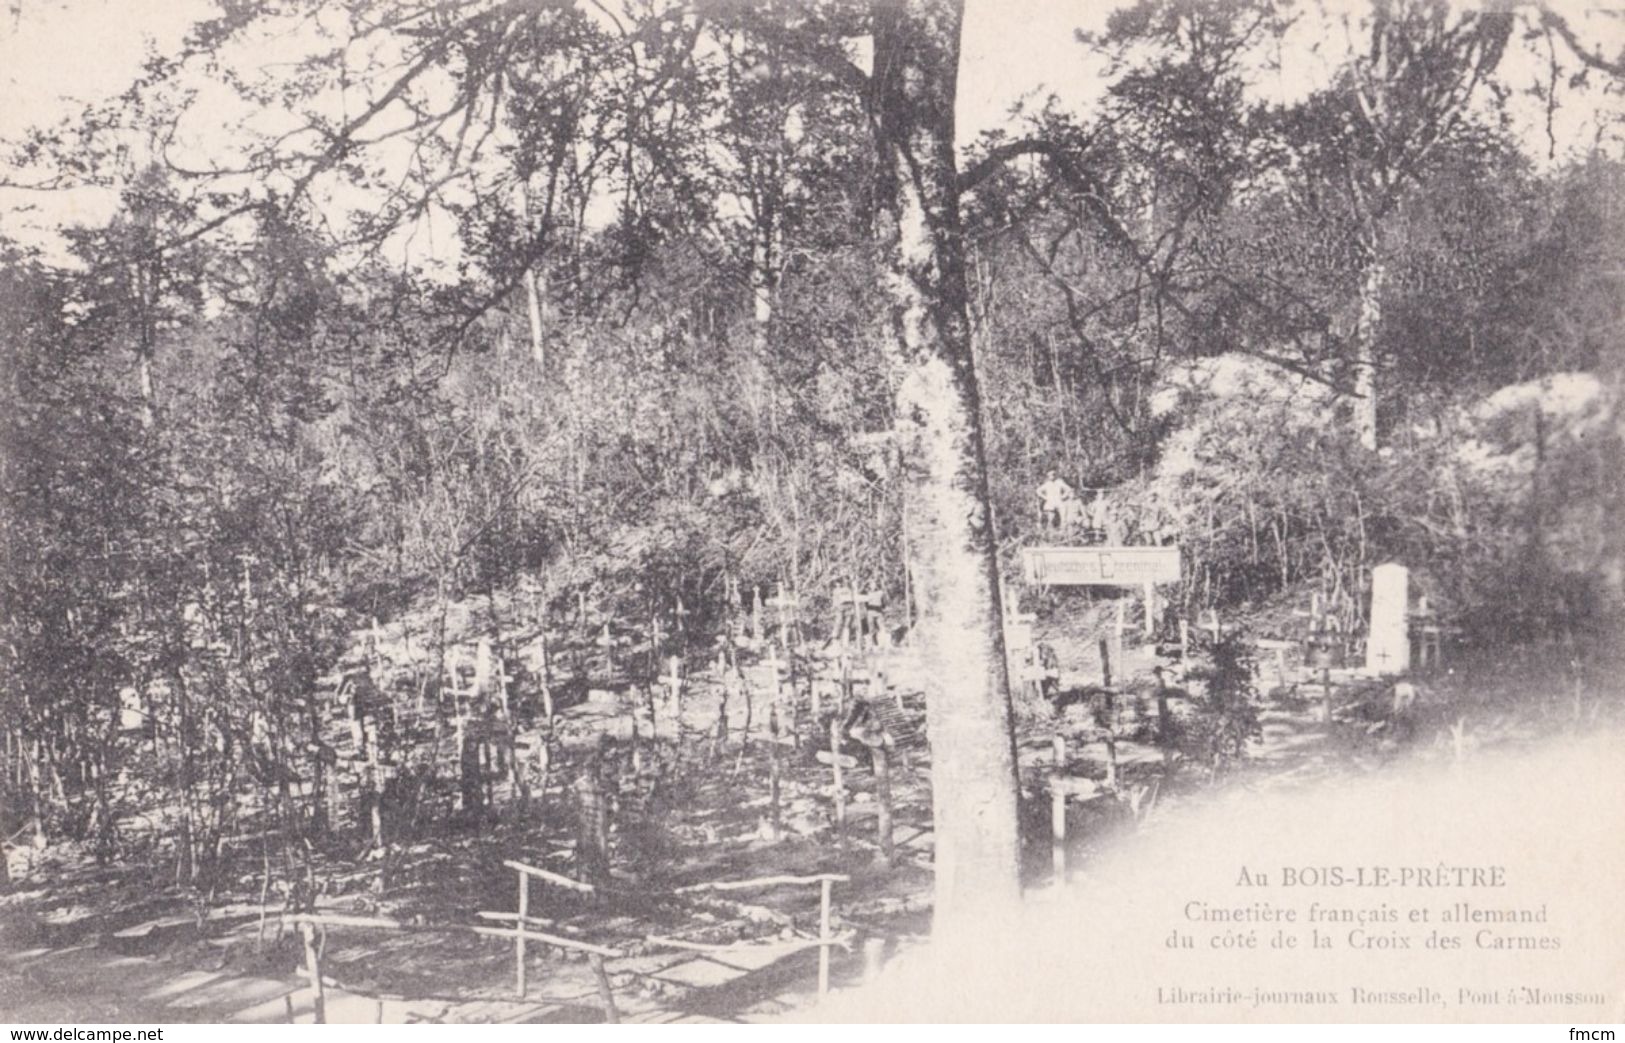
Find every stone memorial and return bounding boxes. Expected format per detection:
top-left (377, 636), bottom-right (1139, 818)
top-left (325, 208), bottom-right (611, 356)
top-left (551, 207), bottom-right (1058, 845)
top-left (1365, 562), bottom-right (1410, 676)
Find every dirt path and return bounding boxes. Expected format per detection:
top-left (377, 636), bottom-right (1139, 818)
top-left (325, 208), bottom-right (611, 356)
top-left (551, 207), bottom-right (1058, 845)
top-left (0, 935), bottom-right (707, 1024)
top-left (0, 942), bottom-right (306, 1024)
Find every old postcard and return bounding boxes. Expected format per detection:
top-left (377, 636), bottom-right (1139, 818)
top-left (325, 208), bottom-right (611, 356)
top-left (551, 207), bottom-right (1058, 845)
top-left (1, 0), bottom-right (1621, 1028)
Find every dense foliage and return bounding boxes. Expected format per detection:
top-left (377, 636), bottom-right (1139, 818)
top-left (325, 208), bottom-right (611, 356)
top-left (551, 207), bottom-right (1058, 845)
top-left (1, 0), bottom-right (1621, 895)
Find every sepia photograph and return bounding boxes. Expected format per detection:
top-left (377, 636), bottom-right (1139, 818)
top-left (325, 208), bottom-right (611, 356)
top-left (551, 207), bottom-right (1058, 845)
top-left (1, 0), bottom-right (1622, 1028)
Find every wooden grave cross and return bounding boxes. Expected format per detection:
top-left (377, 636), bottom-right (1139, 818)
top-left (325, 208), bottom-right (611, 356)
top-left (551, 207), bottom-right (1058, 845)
top-left (237, 552), bottom-right (260, 604)
top-left (766, 589), bottom-right (800, 652)
top-left (660, 656), bottom-right (685, 732)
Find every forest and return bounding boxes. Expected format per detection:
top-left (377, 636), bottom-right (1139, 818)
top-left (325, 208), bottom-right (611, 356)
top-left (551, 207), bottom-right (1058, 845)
top-left (1, 0), bottom-right (1622, 1024)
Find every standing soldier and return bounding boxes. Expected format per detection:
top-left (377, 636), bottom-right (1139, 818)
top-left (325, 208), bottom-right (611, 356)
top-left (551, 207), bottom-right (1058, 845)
top-left (1036, 472), bottom-right (1078, 532)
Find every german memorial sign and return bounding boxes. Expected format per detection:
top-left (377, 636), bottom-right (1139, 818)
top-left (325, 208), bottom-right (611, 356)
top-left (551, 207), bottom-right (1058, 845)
top-left (1021, 546), bottom-right (1181, 586)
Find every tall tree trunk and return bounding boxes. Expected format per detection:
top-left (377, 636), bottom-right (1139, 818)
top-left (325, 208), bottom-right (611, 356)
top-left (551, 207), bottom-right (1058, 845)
top-left (517, 185), bottom-right (548, 368)
top-left (1527, 403), bottom-right (1546, 565)
top-left (524, 267), bottom-right (547, 367)
top-left (136, 352), bottom-right (155, 429)
top-left (871, 0), bottom-right (1022, 939)
top-left (1352, 245), bottom-right (1385, 451)
top-left (749, 169), bottom-right (779, 356)
top-left (133, 250), bottom-right (158, 428)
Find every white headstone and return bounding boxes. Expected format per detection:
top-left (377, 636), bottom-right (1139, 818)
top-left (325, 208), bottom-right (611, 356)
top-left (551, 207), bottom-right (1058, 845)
top-left (521, 635), bottom-right (548, 677)
top-left (118, 686), bottom-right (144, 730)
top-left (1365, 562), bottom-right (1410, 676)
top-left (474, 637), bottom-right (494, 693)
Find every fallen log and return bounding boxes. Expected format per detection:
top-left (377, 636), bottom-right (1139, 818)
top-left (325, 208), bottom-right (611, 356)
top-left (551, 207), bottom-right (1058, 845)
top-left (503, 859), bottom-right (595, 893)
top-left (468, 924), bottom-right (623, 959)
top-left (475, 910), bottom-right (562, 929)
top-left (674, 872), bottom-right (849, 894)
top-left (645, 930), bottom-right (855, 955)
top-left (286, 913), bottom-right (406, 930)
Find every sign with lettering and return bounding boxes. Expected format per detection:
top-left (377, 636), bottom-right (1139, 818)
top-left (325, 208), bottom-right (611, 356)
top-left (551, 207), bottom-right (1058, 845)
top-left (1021, 546), bottom-right (1181, 586)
